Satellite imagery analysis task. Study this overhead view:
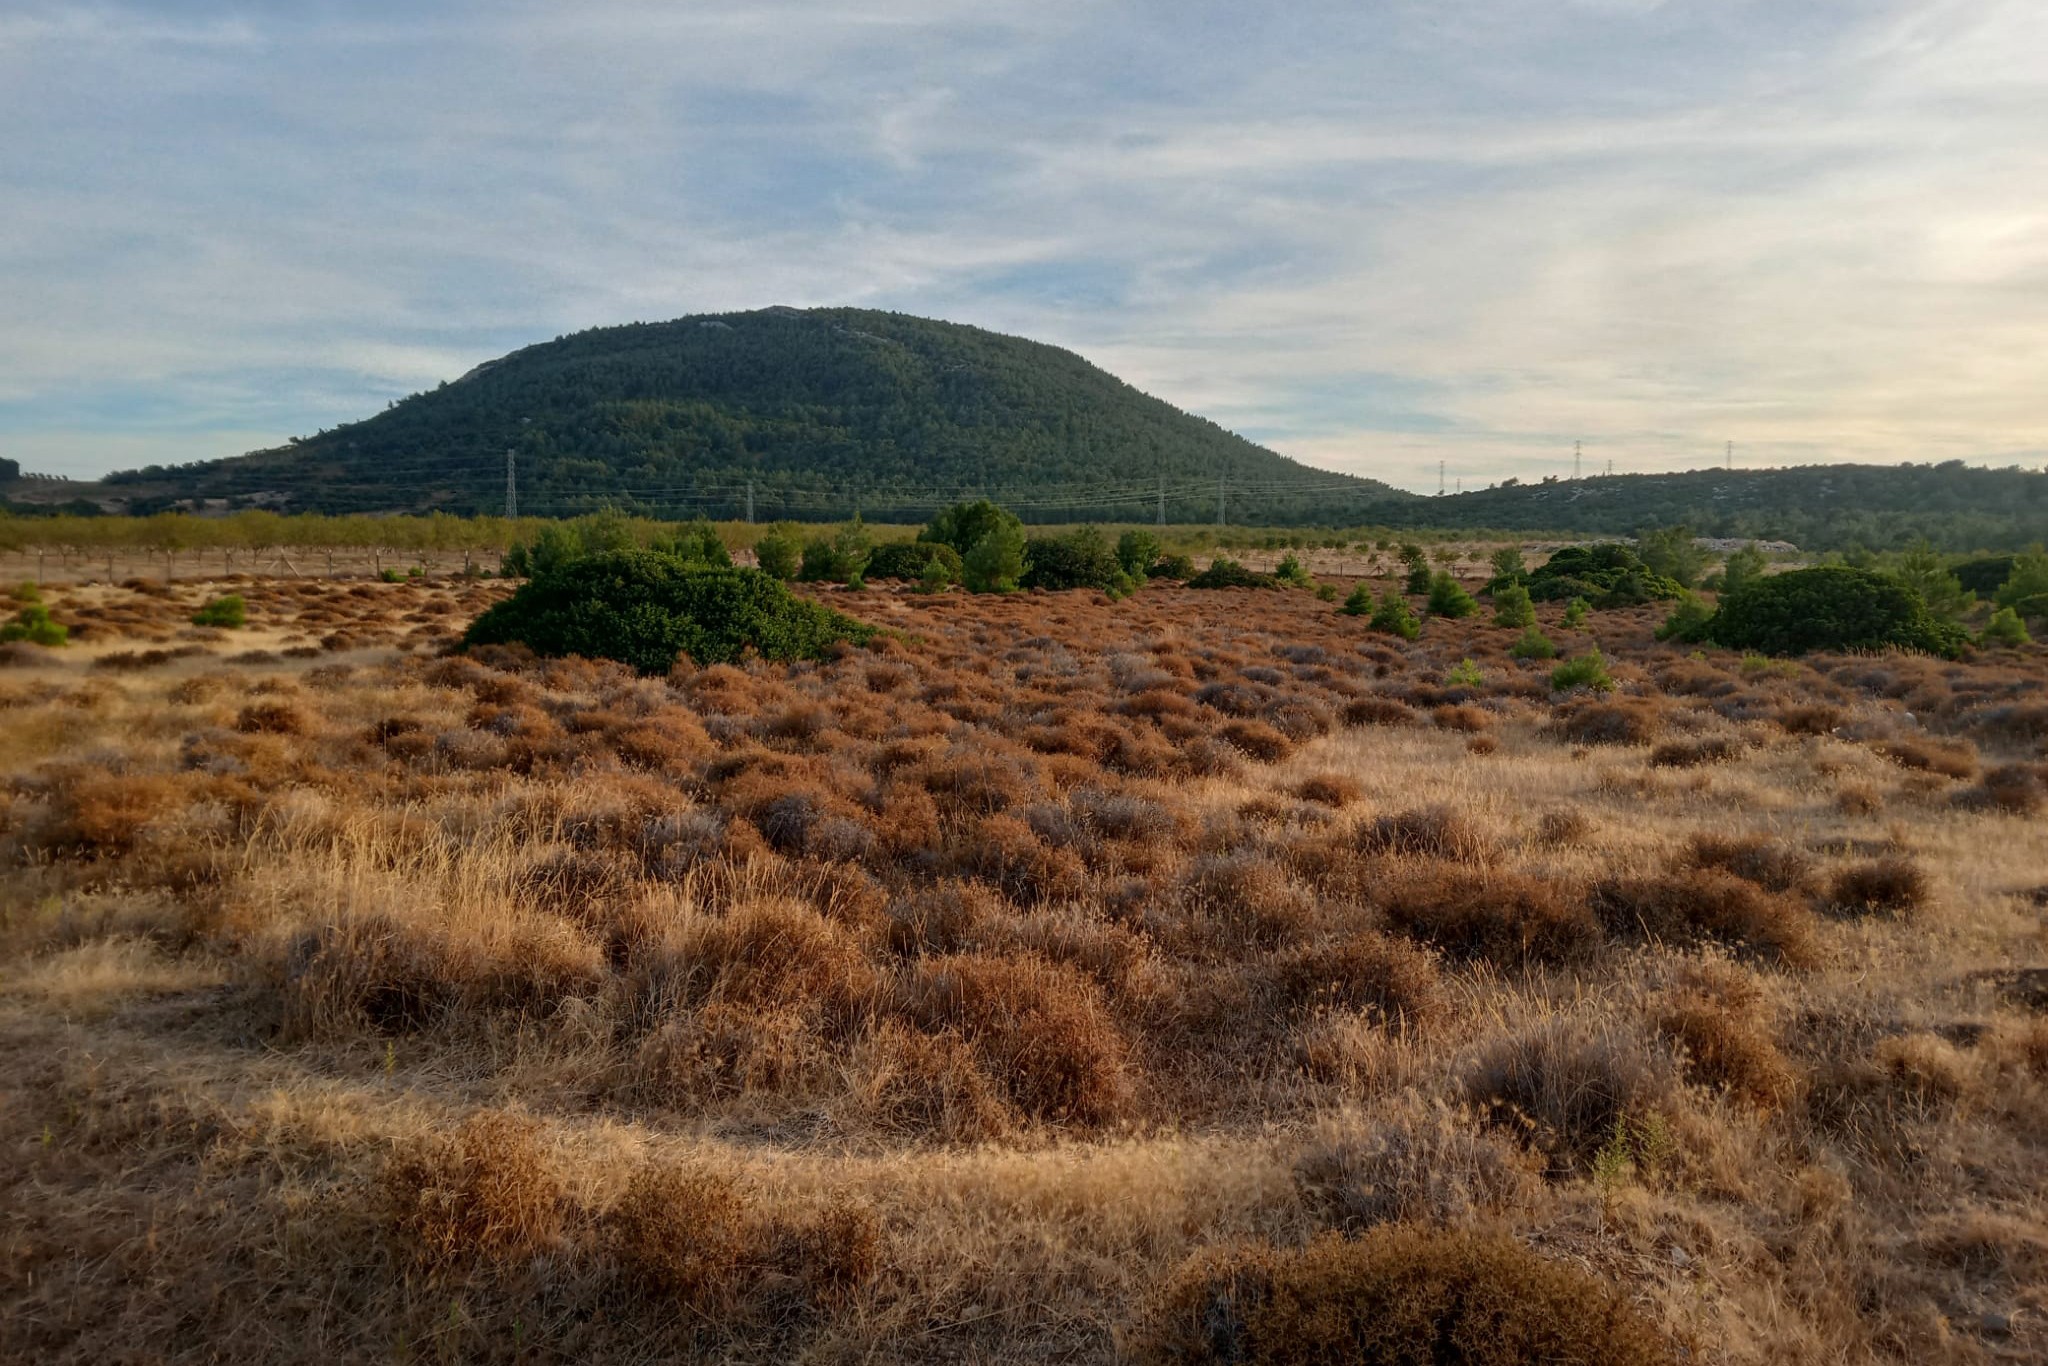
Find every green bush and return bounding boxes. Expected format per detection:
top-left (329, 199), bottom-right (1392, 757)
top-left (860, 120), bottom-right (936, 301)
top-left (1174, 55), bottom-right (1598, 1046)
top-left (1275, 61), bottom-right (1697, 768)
top-left (798, 517), bottom-right (873, 583)
top-left (1488, 545), bottom-right (1526, 580)
top-left (1953, 555), bottom-right (2017, 597)
top-left (1274, 554), bottom-right (1315, 588)
top-left (866, 540), bottom-right (964, 582)
top-left (962, 520), bottom-right (1026, 593)
top-left (1446, 658), bottom-right (1484, 688)
top-left (920, 499), bottom-right (1022, 555)
top-left (1315, 582), bottom-right (1338, 602)
top-left (1654, 593), bottom-right (1714, 643)
top-left (1135, 1226), bottom-right (1669, 1366)
top-left (501, 509), bottom-right (638, 579)
top-left (1981, 606), bottom-right (2030, 647)
top-left (1369, 589), bottom-right (1421, 640)
top-left (1490, 582), bottom-right (1534, 628)
top-left (1994, 550), bottom-right (2048, 611)
top-left (1551, 650), bottom-right (1615, 694)
top-left (1509, 624), bottom-right (1557, 659)
top-left (1562, 597), bottom-right (1590, 629)
top-left (1150, 552), bottom-right (1197, 580)
top-left (1023, 527), bottom-right (1126, 592)
top-left (1719, 542), bottom-right (1769, 597)
top-left (1340, 582), bottom-right (1373, 616)
top-left (1635, 525), bottom-right (1710, 588)
top-left (1426, 572), bottom-right (1479, 618)
top-left (13, 581), bottom-right (42, 605)
top-left (191, 594), bottom-right (247, 628)
top-left (917, 555), bottom-right (955, 594)
top-left (1508, 543), bottom-right (1685, 606)
top-left (1116, 529), bottom-right (1163, 578)
top-left (463, 551), bottom-right (873, 674)
top-left (752, 530), bottom-right (801, 581)
top-left (1189, 557), bottom-right (1278, 589)
top-left (1889, 539), bottom-right (1970, 621)
top-left (0, 603), bottom-right (67, 646)
top-left (1708, 566), bottom-right (1967, 658)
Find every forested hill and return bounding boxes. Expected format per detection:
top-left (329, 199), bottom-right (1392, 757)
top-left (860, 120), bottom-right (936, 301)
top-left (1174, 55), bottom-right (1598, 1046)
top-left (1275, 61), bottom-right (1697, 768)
top-left (1362, 462), bottom-right (2048, 552)
top-left (104, 307), bottom-right (1403, 524)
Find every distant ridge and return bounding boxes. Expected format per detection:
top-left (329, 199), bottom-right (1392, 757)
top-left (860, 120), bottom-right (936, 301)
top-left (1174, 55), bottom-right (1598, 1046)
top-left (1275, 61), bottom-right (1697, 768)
top-left (102, 307), bottom-right (1404, 524)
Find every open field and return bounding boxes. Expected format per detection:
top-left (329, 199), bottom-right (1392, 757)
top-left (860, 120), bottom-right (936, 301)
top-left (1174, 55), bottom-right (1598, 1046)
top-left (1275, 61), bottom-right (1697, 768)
top-left (3, 569), bottom-right (2047, 1362)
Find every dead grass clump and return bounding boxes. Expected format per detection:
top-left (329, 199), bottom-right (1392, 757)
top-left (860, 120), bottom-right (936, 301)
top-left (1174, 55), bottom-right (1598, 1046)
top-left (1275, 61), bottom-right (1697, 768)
top-left (1463, 1017), bottom-right (1678, 1173)
top-left (1555, 700), bottom-right (1663, 746)
top-left (1835, 783), bottom-right (1884, 816)
top-left (955, 813), bottom-right (1088, 903)
top-left (1271, 931), bottom-right (1445, 1031)
top-left (1343, 696), bottom-right (1420, 728)
top-left (1218, 719), bottom-right (1295, 762)
top-left (31, 771), bottom-right (187, 859)
top-left (1654, 963), bottom-right (1797, 1110)
top-left (1432, 703), bottom-right (1491, 733)
top-left (765, 1196), bottom-right (883, 1311)
top-left (1379, 868), bottom-right (1600, 968)
top-left (1293, 772), bottom-right (1364, 808)
top-left (1776, 702), bottom-right (1843, 735)
top-left (1685, 832), bottom-right (1815, 894)
top-left (1827, 856), bottom-right (1928, 918)
top-left (385, 1111), bottom-right (564, 1269)
top-left (235, 700), bottom-right (309, 735)
top-left (1874, 736), bottom-right (1978, 780)
top-left (1182, 853), bottom-right (1317, 951)
top-left (1650, 736), bottom-right (1740, 768)
top-left (606, 1161), bottom-right (757, 1310)
top-left (1534, 808), bottom-right (1593, 847)
top-left (898, 952), bottom-right (1134, 1126)
top-left (1293, 1103), bottom-right (1541, 1232)
top-left (1960, 763), bottom-right (2047, 815)
top-left (1133, 1226), bottom-right (1670, 1366)
top-left (1357, 805), bottom-right (1487, 862)
top-left (631, 1003), bottom-right (825, 1104)
top-left (1872, 1031), bottom-right (1983, 1110)
top-left (885, 880), bottom-right (1002, 956)
top-left (847, 1021), bottom-right (1018, 1141)
top-left (646, 897), bottom-right (878, 1028)
top-left (1592, 871), bottom-right (1820, 966)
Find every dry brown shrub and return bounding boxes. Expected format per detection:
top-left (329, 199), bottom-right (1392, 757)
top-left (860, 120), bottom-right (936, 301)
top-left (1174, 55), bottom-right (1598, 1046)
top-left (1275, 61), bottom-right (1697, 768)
top-left (1343, 696), bottom-right (1420, 728)
top-left (1592, 870), bottom-right (1820, 966)
top-left (1649, 736), bottom-right (1740, 768)
top-left (1465, 733), bottom-right (1498, 756)
top-left (898, 952), bottom-right (1134, 1126)
top-left (385, 1111), bottom-right (564, 1269)
top-left (1554, 700), bottom-right (1663, 746)
top-left (1827, 856), bottom-right (1928, 918)
top-left (631, 1003), bottom-right (826, 1104)
top-left (1775, 702), bottom-right (1843, 735)
top-left (765, 1196), bottom-right (883, 1311)
top-left (606, 1161), bottom-right (757, 1310)
top-left (885, 880), bottom-right (1002, 956)
top-left (1874, 736), bottom-right (1978, 780)
top-left (1181, 853), bottom-right (1317, 951)
top-left (235, 700), bottom-right (309, 735)
top-left (280, 911), bottom-right (604, 1037)
top-left (1357, 805), bottom-right (1487, 862)
top-left (1271, 931), bottom-right (1445, 1031)
top-left (1378, 868), bottom-right (1600, 967)
top-left (846, 1021), bottom-right (1017, 1141)
top-left (1534, 809), bottom-right (1592, 847)
top-left (1960, 763), bottom-right (2047, 814)
top-left (32, 771), bottom-right (186, 858)
top-left (640, 897), bottom-right (878, 1029)
top-left (1133, 1226), bottom-right (1670, 1366)
top-left (1835, 783), bottom-right (1884, 816)
top-left (1293, 1103), bottom-right (1540, 1232)
top-left (1432, 703), bottom-right (1490, 733)
top-left (1654, 963), bottom-right (1797, 1109)
top-left (1684, 832), bottom-right (1814, 894)
top-left (954, 813), bottom-right (1088, 903)
top-left (1463, 1017), bottom-right (1679, 1173)
top-left (1293, 773), bottom-right (1364, 808)
top-left (1871, 1032), bottom-right (1982, 1109)
top-left (1218, 718), bottom-right (1295, 762)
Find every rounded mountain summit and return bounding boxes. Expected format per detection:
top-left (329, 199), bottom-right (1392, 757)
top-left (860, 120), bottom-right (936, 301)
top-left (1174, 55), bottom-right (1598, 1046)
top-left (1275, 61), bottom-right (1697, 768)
top-left (111, 307), bottom-right (1400, 523)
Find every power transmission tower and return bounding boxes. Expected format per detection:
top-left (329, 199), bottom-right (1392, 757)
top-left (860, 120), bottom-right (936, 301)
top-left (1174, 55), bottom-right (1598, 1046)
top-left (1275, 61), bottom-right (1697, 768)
top-left (1438, 460), bottom-right (1445, 496)
top-left (504, 448), bottom-right (517, 518)
top-left (1606, 458), bottom-right (1613, 477)
top-left (1157, 470), bottom-right (1166, 527)
top-left (1574, 440), bottom-right (1582, 480)
top-left (1726, 440), bottom-right (1733, 470)
top-left (745, 480), bottom-right (754, 524)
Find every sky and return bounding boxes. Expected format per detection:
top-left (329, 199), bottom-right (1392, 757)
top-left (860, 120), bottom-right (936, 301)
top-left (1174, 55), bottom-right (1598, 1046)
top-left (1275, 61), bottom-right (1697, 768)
top-left (2, 0), bottom-right (2045, 493)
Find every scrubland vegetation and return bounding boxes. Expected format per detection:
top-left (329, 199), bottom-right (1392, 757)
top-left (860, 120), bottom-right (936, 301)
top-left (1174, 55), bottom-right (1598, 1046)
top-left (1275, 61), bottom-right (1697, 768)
top-left (3, 537), bottom-right (2048, 1363)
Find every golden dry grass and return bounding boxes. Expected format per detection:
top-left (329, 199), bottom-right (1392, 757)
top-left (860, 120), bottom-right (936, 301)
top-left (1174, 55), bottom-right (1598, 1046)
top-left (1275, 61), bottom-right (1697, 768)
top-left (2, 568), bottom-right (2046, 1362)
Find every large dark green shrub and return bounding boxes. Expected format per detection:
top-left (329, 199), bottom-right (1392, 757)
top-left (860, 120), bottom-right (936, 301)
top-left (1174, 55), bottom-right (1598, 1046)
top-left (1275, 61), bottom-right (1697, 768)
top-left (1189, 557), bottom-right (1277, 589)
top-left (866, 540), bottom-right (964, 582)
top-left (1022, 527), bottom-right (1128, 593)
top-left (1426, 572), bottom-right (1478, 618)
top-left (1116, 529), bottom-right (1163, 578)
top-left (191, 594), bottom-right (247, 628)
top-left (463, 551), bottom-right (872, 674)
top-left (920, 499), bottom-right (1022, 556)
top-left (1953, 555), bottom-right (2016, 596)
top-left (1502, 543), bottom-right (1686, 606)
top-left (1707, 566), bottom-right (1966, 658)
top-left (752, 529), bottom-right (801, 580)
top-left (798, 518), bottom-right (873, 583)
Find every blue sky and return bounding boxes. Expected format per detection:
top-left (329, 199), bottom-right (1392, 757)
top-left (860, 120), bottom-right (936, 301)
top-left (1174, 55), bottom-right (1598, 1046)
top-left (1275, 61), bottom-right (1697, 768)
top-left (3, 0), bottom-right (2045, 491)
